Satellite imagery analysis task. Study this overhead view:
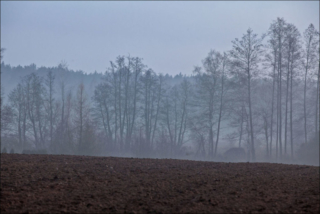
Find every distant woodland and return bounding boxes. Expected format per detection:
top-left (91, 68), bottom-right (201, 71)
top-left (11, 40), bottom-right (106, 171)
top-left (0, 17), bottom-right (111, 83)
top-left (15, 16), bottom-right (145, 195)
top-left (1, 18), bottom-right (319, 164)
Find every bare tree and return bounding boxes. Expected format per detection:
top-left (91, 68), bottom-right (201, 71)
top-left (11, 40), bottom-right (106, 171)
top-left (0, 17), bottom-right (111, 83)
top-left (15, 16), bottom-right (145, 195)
top-left (24, 73), bottom-right (46, 149)
top-left (226, 66), bottom-right (248, 151)
top-left (45, 71), bottom-right (55, 151)
top-left (1, 82), bottom-right (14, 148)
top-left (254, 79), bottom-right (275, 159)
top-left (214, 52), bottom-right (230, 157)
top-left (64, 90), bottom-right (74, 154)
top-left (273, 22), bottom-right (303, 158)
top-left (93, 56), bottom-right (146, 155)
top-left (163, 78), bottom-right (191, 157)
top-left (268, 18), bottom-right (288, 160)
top-left (302, 24), bottom-right (318, 144)
top-left (74, 83), bottom-right (90, 155)
top-left (140, 69), bottom-right (162, 155)
top-left (265, 33), bottom-right (278, 158)
top-left (230, 28), bottom-right (265, 161)
top-left (284, 23), bottom-right (302, 158)
top-left (8, 83), bottom-right (28, 150)
top-left (193, 50), bottom-right (221, 159)
top-left (125, 57), bottom-right (144, 151)
top-left (59, 81), bottom-right (66, 152)
top-left (1, 48), bottom-right (6, 135)
top-left (316, 32), bottom-right (320, 135)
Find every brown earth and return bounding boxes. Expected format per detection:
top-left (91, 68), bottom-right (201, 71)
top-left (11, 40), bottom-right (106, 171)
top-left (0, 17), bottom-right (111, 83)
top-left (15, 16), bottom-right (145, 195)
top-left (1, 154), bottom-right (319, 213)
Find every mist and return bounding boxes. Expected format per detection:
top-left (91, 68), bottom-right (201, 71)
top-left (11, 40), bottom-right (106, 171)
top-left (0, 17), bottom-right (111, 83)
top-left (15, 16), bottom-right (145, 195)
top-left (1, 2), bottom-right (319, 166)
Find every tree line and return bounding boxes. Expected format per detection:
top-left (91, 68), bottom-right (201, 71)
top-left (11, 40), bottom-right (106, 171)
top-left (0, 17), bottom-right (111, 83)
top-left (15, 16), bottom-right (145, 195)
top-left (1, 18), bottom-right (319, 162)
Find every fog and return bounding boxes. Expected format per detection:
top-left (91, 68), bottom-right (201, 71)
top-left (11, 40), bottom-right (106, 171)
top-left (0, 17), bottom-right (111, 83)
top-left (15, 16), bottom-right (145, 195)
top-left (1, 2), bottom-right (319, 166)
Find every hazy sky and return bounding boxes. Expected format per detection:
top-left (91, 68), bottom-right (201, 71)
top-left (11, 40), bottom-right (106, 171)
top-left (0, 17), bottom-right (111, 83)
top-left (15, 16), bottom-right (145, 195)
top-left (1, 1), bottom-right (319, 75)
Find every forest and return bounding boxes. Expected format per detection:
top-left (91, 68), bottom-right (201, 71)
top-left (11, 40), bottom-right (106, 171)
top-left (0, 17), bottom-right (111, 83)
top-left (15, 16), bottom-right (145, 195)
top-left (1, 18), bottom-right (319, 165)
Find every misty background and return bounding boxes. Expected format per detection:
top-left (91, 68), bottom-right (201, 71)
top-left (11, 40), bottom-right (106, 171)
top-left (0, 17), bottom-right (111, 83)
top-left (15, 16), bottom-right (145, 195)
top-left (1, 1), bottom-right (319, 165)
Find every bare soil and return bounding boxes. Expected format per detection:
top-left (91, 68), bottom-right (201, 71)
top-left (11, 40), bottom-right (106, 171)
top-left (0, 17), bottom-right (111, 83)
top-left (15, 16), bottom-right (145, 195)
top-left (1, 154), bottom-right (319, 213)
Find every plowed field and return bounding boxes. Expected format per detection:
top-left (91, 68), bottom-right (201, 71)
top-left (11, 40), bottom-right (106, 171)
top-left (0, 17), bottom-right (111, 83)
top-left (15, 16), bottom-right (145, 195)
top-left (1, 154), bottom-right (319, 213)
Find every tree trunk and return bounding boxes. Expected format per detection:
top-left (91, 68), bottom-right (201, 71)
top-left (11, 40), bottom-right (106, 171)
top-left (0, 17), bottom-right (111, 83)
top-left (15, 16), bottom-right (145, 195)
top-left (316, 77), bottom-right (319, 134)
top-left (304, 68), bottom-right (308, 143)
top-left (276, 71), bottom-right (279, 162)
top-left (238, 105), bottom-right (244, 148)
top-left (214, 70), bottom-right (225, 157)
top-left (290, 61), bottom-right (294, 159)
top-left (270, 58), bottom-right (276, 158)
top-left (279, 50), bottom-right (283, 160)
top-left (60, 82), bottom-right (65, 152)
top-left (264, 116), bottom-right (269, 158)
top-left (284, 57), bottom-right (290, 156)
